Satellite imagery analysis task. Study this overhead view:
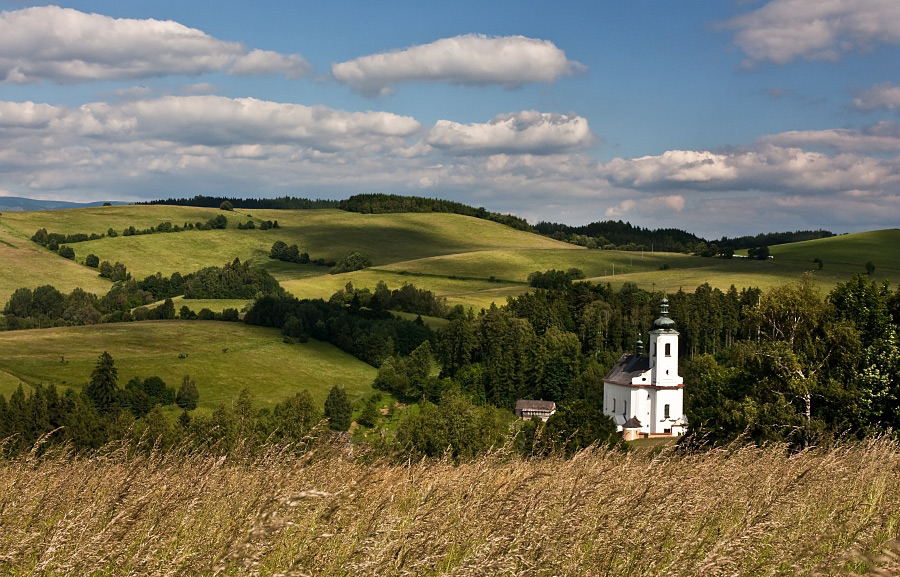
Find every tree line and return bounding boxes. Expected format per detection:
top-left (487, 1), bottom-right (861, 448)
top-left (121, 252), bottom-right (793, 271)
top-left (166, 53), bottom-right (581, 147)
top-left (338, 193), bottom-right (534, 232)
top-left (1, 259), bottom-right (281, 330)
top-left (140, 195), bottom-right (339, 210)
top-left (245, 293), bottom-right (433, 367)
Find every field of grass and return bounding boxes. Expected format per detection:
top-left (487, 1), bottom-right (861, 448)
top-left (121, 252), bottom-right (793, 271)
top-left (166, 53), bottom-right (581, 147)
top-left (0, 321), bottom-right (376, 409)
top-left (2, 206), bottom-right (899, 313)
top-left (0, 218), bottom-right (112, 306)
top-left (769, 229), bottom-right (900, 280)
top-left (2, 439), bottom-right (899, 576)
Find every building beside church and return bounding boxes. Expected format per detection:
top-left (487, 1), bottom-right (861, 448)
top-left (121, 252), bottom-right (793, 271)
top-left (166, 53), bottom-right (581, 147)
top-left (602, 297), bottom-right (687, 437)
top-left (514, 399), bottom-right (557, 422)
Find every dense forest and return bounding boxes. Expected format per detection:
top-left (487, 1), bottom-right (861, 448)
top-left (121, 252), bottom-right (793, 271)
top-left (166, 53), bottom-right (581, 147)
top-left (2, 266), bottom-right (900, 458)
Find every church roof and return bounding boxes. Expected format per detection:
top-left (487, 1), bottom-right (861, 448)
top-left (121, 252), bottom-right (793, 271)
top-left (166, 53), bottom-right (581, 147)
top-left (603, 353), bottom-right (650, 385)
top-left (623, 416), bottom-right (643, 429)
top-left (651, 297), bottom-right (677, 332)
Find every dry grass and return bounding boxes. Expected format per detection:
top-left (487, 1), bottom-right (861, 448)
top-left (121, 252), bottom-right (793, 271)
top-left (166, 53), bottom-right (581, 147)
top-left (2, 439), bottom-right (900, 576)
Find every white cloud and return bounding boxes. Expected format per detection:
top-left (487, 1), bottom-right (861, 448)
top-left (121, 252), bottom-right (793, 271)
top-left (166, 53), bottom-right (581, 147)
top-left (725, 0), bottom-right (900, 64)
top-left (425, 111), bottom-right (593, 155)
top-left (332, 34), bottom-right (585, 95)
top-left (2, 94), bottom-right (900, 237)
top-left (854, 83), bottom-right (900, 110)
top-left (761, 124), bottom-right (900, 152)
top-left (0, 6), bottom-right (310, 83)
top-left (604, 150), bottom-right (738, 186)
top-left (229, 49), bottom-right (311, 78)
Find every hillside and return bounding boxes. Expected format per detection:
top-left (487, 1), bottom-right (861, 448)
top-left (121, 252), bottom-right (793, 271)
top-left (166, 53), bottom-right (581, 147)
top-left (0, 321), bottom-right (377, 409)
top-left (1, 206), bottom-right (899, 312)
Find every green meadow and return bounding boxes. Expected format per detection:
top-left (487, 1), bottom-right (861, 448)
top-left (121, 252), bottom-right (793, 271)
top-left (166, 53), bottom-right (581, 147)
top-left (2, 206), bottom-right (898, 313)
top-left (2, 204), bottom-right (899, 407)
top-left (0, 321), bottom-right (376, 409)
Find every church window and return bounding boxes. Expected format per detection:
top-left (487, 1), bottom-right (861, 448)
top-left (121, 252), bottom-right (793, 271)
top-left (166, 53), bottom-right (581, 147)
top-left (665, 343), bottom-right (671, 357)
top-left (612, 399), bottom-right (616, 412)
top-left (623, 401), bottom-right (627, 416)
top-left (664, 404), bottom-right (670, 419)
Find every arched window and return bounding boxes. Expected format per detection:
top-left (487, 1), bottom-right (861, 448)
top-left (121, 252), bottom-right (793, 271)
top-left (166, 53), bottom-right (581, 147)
top-left (612, 399), bottom-right (616, 412)
top-left (623, 400), bottom-right (627, 416)
top-left (665, 343), bottom-right (671, 357)
top-left (664, 404), bottom-right (670, 419)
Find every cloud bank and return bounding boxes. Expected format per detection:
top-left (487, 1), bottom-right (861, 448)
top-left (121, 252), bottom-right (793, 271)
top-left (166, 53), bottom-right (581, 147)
top-left (726, 0), bottom-right (900, 64)
top-left (332, 34), bottom-right (585, 95)
top-left (2, 94), bottom-right (899, 236)
top-left (0, 6), bottom-right (310, 83)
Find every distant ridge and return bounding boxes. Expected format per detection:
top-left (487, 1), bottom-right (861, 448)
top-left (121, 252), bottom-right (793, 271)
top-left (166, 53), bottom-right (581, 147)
top-left (0, 196), bottom-right (125, 212)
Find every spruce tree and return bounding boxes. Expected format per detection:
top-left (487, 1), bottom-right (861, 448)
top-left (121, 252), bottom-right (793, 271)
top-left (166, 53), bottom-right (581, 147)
top-left (85, 351), bottom-right (119, 413)
top-left (324, 385), bottom-right (352, 431)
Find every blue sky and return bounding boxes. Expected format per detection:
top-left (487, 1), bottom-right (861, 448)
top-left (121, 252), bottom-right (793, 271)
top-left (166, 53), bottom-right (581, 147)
top-left (1, 0), bottom-right (899, 237)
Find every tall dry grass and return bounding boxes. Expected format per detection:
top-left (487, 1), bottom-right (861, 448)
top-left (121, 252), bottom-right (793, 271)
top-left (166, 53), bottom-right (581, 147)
top-left (1, 438), bottom-right (899, 576)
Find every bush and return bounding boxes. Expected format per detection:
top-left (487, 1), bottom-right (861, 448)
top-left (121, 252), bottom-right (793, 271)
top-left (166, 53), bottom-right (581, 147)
top-left (219, 200), bottom-right (233, 211)
top-left (58, 246), bottom-right (75, 260)
top-left (330, 252), bottom-right (372, 274)
top-left (85, 253), bottom-right (100, 268)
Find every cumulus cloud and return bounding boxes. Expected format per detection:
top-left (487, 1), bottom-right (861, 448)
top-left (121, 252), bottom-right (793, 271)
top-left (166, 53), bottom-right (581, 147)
top-left (0, 6), bottom-right (310, 83)
top-left (0, 96), bottom-right (421, 152)
top-left (2, 93), bottom-right (900, 237)
top-left (854, 83), bottom-right (900, 110)
top-left (725, 0), bottom-right (900, 64)
top-left (425, 111), bottom-right (593, 155)
top-left (601, 145), bottom-right (900, 194)
top-left (332, 34), bottom-right (585, 95)
top-left (761, 123), bottom-right (900, 152)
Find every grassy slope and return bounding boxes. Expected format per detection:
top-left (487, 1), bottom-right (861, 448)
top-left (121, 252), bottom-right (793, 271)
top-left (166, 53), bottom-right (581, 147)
top-left (0, 218), bottom-right (112, 305)
top-left (2, 205), bottom-right (898, 312)
top-left (0, 321), bottom-right (376, 409)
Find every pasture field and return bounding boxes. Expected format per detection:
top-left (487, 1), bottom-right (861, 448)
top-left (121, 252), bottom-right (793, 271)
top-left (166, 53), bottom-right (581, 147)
top-left (0, 219), bottom-right (112, 306)
top-left (0, 321), bottom-right (376, 409)
top-left (1, 439), bottom-right (899, 576)
top-left (0, 207), bottom-right (574, 278)
top-left (1, 205), bottom-right (899, 315)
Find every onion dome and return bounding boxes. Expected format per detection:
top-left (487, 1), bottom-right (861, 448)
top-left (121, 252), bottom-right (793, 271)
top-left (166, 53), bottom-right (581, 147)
top-left (651, 297), bottom-right (676, 331)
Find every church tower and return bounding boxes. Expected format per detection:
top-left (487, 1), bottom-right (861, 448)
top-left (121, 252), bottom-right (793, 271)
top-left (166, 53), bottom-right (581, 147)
top-left (649, 298), bottom-right (681, 387)
top-left (602, 297), bottom-right (687, 437)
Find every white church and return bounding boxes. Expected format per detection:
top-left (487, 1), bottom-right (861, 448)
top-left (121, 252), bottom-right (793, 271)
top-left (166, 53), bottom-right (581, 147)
top-left (602, 297), bottom-right (687, 440)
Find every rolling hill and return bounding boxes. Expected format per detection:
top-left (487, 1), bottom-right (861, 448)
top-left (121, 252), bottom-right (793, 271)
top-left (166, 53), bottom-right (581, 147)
top-left (3, 205), bottom-right (897, 314)
top-left (0, 321), bottom-right (376, 410)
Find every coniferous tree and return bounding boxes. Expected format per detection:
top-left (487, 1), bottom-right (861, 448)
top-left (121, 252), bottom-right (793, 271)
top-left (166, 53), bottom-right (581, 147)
top-left (324, 385), bottom-right (352, 431)
top-left (85, 351), bottom-right (120, 414)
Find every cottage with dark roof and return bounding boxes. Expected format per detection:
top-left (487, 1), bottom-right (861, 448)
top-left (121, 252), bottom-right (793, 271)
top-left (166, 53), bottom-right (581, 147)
top-left (514, 399), bottom-right (557, 422)
top-left (602, 298), bottom-right (687, 437)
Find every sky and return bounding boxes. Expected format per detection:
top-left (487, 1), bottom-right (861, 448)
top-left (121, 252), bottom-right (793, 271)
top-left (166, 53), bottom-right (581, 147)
top-left (1, 0), bottom-right (899, 238)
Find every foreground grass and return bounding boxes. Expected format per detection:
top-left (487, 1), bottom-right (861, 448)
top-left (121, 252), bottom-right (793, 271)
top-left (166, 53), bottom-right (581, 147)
top-left (0, 321), bottom-right (376, 409)
top-left (1, 439), bottom-right (898, 576)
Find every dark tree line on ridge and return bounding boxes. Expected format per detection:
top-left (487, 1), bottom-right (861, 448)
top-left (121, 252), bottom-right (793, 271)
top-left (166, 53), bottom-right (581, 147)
top-left (140, 195), bottom-right (339, 210)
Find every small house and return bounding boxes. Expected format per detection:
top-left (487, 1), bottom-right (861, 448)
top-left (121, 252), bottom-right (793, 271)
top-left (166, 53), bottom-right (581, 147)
top-left (514, 400), bottom-right (557, 422)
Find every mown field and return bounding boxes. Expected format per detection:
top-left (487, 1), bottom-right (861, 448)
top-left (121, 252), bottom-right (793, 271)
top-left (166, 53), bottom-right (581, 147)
top-left (0, 321), bottom-right (376, 410)
top-left (1, 439), bottom-right (899, 576)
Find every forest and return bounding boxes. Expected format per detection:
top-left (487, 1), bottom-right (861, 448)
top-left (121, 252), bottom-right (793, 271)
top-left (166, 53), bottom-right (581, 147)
top-left (2, 266), bottom-right (900, 458)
